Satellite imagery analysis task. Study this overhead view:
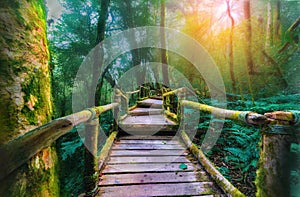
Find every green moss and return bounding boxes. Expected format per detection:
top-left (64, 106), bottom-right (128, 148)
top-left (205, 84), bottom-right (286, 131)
top-left (27, 146), bottom-right (60, 196)
top-left (0, 146), bottom-right (60, 197)
top-left (255, 164), bottom-right (268, 197)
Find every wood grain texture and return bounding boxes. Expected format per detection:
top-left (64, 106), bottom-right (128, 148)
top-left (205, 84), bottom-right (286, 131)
top-left (112, 143), bottom-right (184, 150)
top-left (107, 156), bottom-right (189, 164)
top-left (115, 139), bottom-right (180, 144)
top-left (102, 163), bottom-right (197, 174)
top-left (99, 171), bottom-right (209, 186)
top-left (110, 149), bottom-right (188, 157)
top-left (98, 182), bottom-right (216, 197)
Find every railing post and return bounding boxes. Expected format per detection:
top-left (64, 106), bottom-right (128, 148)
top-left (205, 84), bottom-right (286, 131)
top-left (178, 88), bottom-right (186, 130)
top-left (125, 92), bottom-right (129, 114)
top-left (84, 116), bottom-right (99, 193)
top-left (113, 89), bottom-right (121, 131)
top-left (256, 111), bottom-right (299, 197)
top-left (138, 86), bottom-right (143, 101)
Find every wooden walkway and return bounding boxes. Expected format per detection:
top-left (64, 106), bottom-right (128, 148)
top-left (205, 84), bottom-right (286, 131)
top-left (119, 99), bottom-right (177, 134)
top-left (97, 98), bottom-right (225, 196)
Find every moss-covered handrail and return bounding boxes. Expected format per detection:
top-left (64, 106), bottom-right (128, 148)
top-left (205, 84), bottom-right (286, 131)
top-left (182, 100), bottom-right (267, 125)
top-left (162, 87), bottom-right (187, 122)
top-left (126, 90), bottom-right (140, 95)
top-left (180, 130), bottom-right (245, 197)
top-left (139, 85), bottom-right (151, 100)
top-left (125, 90), bottom-right (140, 112)
top-left (0, 103), bottom-right (119, 181)
top-left (180, 98), bottom-right (300, 196)
top-left (162, 87), bottom-right (186, 97)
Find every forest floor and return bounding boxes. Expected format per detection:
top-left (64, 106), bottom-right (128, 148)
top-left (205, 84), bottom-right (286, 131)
top-left (193, 93), bottom-right (300, 197)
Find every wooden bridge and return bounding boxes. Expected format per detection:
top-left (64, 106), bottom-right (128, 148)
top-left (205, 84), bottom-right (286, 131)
top-left (0, 86), bottom-right (299, 197)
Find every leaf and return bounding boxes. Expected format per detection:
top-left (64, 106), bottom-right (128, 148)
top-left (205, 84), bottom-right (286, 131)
top-left (179, 163), bottom-right (187, 170)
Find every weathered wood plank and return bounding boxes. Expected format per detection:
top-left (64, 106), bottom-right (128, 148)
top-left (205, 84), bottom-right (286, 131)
top-left (102, 163), bottom-right (197, 174)
top-left (137, 98), bottom-right (163, 107)
top-left (129, 108), bottom-right (163, 116)
top-left (112, 143), bottom-right (184, 150)
top-left (121, 115), bottom-right (176, 125)
top-left (115, 139), bottom-right (180, 145)
top-left (107, 156), bottom-right (190, 164)
top-left (118, 135), bottom-right (175, 140)
top-left (99, 171), bottom-right (209, 186)
top-left (97, 182), bottom-right (216, 197)
top-left (119, 125), bottom-right (177, 134)
top-left (110, 149), bottom-right (188, 157)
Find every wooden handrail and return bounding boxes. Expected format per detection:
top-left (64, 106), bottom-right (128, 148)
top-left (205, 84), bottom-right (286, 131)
top-left (182, 100), bottom-right (267, 125)
top-left (126, 90), bottom-right (140, 95)
top-left (162, 87), bottom-right (186, 97)
top-left (0, 103), bottom-right (119, 181)
top-left (180, 130), bottom-right (245, 196)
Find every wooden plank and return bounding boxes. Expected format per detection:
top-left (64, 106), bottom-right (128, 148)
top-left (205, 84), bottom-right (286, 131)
top-left (110, 149), bottom-right (188, 157)
top-left (97, 182), bottom-right (216, 197)
top-left (119, 125), bottom-right (177, 134)
top-left (115, 139), bottom-right (180, 145)
top-left (107, 156), bottom-right (190, 164)
top-left (112, 143), bottom-right (184, 150)
top-left (137, 99), bottom-right (163, 108)
top-left (129, 108), bottom-right (163, 116)
top-left (121, 115), bottom-right (176, 125)
top-left (118, 135), bottom-right (175, 140)
top-left (99, 171), bottom-right (209, 186)
top-left (102, 163), bottom-right (197, 174)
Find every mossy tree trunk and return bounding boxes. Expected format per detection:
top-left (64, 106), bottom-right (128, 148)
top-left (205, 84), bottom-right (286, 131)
top-left (0, 0), bottom-right (59, 196)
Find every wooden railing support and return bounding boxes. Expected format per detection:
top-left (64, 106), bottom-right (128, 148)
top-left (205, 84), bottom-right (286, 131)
top-left (256, 111), bottom-right (300, 197)
top-left (113, 89), bottom-right (121, 131)
top-left (162, 87), bottom-right (187, 123)
top-left (138, 86), bottom-right (150, 101)
top-left (84, 117), bottom-right (99, 193)
top-left (125, 92), bottom-right (129, 114)
top-left (178, 88), bottom-right (186, 129)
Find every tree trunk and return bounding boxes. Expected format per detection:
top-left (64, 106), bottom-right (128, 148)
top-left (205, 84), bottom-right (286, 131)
top-left (120, 0), bottom-right (146, 86)
top-left (160, 0), bottom-right (169, 87)
top-left (243, 0), bottom-right (255, 75)
top-left (0, 0), bottom-right (58, 196)
top-left (89, 0), bottom-right (111, 107)
top-left (265, 0), bottom-right (273, 48)
top-left (226, 0), bottom-right (236, 91)
top-left (273, 0), bottom-right (281, 44)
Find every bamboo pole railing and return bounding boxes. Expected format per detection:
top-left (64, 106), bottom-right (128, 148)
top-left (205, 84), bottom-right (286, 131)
top-left (180, 100), bottom-right (300, 196)
top-left (138, 86), bottom-right (150, 101)
top-left (0, 103), bottom-right (119, 183)
top-left (126, 89), bottom-right (140, 111)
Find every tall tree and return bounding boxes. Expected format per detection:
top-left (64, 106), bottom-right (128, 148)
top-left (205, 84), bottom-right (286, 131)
top-left (243, 0), bottom-right (254, 74)
top-left (91, 0), bottom-right (111, 106)
top-left (225, 0), bottom-right (236, 91)
top-left (265, 0), bottom-right (273, 48)
top-left (274, 0), bottom-right (282, 43)
top-left (160, 0), bottom-right (169, 87)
